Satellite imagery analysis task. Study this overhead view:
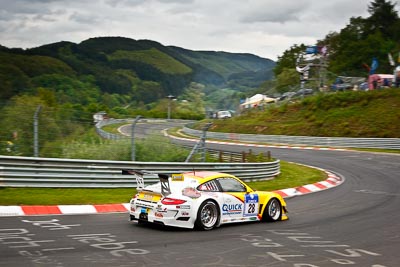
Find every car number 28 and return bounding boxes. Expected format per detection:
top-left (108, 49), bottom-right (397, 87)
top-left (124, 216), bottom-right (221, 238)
top-left (244, 194), bottom-right (259, 217)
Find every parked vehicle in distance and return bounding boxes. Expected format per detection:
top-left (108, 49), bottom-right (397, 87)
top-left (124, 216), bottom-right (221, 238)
top-left (330, 76), bottom-right (366, 91)
top-left (294, 88), bottom-right (314, 96)
top-left (330, 83), bottom-right (353, 91)
top-left (125, 170), bottom-right (288, 230)
top-left (216, 110), bottom-right (232, 119)
top-left (278, 91), bottom-right (296, 101)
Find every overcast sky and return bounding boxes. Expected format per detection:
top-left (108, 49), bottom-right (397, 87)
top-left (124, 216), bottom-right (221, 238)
top-left (0, 0), bottom-right (396, 60)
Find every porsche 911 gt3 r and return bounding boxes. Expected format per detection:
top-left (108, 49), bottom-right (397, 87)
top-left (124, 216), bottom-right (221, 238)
top-left (124, 170), bottom-right (288, 230)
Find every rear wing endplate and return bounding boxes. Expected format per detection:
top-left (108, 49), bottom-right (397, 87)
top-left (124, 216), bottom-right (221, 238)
top-left (158, 174), bottom-right (171, 196)
top-left (122, 169), bottom-right (145, 191)
top-left (122, 169), bottom-right (171, 196)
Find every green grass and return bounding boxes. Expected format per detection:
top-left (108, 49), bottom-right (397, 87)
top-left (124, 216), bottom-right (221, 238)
top-left (101, 123), bottom-right (127, 134)
top-left (0, 161), bottom-right (325, 205)
top-left (247, 161), bottom-right (325, 191)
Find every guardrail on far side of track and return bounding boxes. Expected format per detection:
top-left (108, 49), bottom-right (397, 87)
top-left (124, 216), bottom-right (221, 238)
top-left (182, 126), bottom-right (400, 150)
top-left (0, 155), bottom-right (280, 188)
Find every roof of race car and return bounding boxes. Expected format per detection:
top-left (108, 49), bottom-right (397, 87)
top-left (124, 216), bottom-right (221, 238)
top-left (182, 171), bottom-right (235, 182)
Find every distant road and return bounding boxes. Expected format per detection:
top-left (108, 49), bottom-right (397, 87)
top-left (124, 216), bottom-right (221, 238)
top-left (118, 119), bottom-right (191, 138)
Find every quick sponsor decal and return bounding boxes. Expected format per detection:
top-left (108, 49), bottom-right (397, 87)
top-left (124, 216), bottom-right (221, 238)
top-left (222, 204), bottom-right (243, 215)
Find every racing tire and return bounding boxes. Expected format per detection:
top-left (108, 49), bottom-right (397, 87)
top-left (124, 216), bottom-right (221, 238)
top-left (263, 198), bottom-right (282, 222)
top-left (195, 200), bottom-right (219, 230)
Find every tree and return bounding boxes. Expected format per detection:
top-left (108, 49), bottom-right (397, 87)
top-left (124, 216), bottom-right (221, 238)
top-left (276, 68), bottom-right (300, 93)
top-left (365, 0), bottom-right (399, 39)
top-left (0, 64), bottom-right (30, 99)
top-left (0, 95), bottom-right (61, 156)
top-left (132, 81), bottom-right (164, 104)
top-left (175, 82), bottom-right (206, 119)
top-left (37, 87), bottom-right (57, 107)
top-left (324, 0), bottom-right (400, 76)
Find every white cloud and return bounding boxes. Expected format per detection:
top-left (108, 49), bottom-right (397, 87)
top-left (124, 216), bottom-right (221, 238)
top-left (0, 0), bottom-right (394, 60)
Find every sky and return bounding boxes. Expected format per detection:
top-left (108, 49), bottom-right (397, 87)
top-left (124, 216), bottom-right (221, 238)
top-left (0, 0), bottom-right (395, 60)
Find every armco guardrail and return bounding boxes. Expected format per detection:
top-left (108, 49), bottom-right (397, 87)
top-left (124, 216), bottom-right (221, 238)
top-left (0, 156), bottom-right (280, 188)
top-left (183, 126), bottom-right (400, 150)
top-left (95, 118), bottom-right (191, 140)
top-left (94, 118), bottom-right (400, 149)
top-left (96, 118), bottom-right (130, 140)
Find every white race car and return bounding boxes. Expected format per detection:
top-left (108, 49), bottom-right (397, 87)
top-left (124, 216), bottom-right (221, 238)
top-left (125, 170), bottom-right (288, 230)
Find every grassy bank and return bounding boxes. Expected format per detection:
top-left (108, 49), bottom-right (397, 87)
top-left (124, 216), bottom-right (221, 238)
top-left (0, 161), bottom-right (325, 205)
top-left (206, 89), bottom-right (400, 138)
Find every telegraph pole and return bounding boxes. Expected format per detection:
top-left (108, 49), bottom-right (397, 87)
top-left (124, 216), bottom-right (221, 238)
top-left (166, 95), bottom-right (175, 120)
top-left (33, 105), bottom-right (42, 157)
top-left (185, 122), bottom-right (212, 162)
top-left (131, 115), bottom-right (142, 161)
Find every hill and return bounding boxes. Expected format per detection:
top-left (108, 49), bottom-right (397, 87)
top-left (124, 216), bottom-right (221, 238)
top-left (204, 89), bottom-right (400, 138)
top-left (0, 37), bottom-right (275, 104)
top-left (168, 46), bottom-right (274, 90)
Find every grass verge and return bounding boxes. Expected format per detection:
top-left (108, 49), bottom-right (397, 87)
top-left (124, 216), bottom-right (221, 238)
top-left (0, 161), bottom-right (326, 205)
top-left (247, 161), bottom-right (325, 191)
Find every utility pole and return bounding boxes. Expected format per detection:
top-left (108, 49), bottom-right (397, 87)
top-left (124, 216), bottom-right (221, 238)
top-left (131, 115), bottom-right (142, 161)
top-left (33, 105), bottom-right (42, 157)
top-left (185, 122), bottom-right (212, 162)
top-left (166, 95), bottom-right (175, 120)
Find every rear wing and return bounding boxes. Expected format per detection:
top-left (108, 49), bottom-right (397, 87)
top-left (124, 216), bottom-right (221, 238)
top-left (122, 169), bottom-right (171, 196)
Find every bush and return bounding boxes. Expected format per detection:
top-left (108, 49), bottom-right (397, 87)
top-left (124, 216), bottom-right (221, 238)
top-left (135, 135), bottom-right (189, 162)
top-left (62, 138), bottom-right (131, 160)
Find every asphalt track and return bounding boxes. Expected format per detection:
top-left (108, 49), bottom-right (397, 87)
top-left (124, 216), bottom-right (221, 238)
top-left (1, 121), bottom-right (399, 266)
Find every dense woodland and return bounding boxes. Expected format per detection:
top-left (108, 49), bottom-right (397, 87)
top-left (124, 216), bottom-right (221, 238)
top-left (0, 0), bottom-right (399, 157)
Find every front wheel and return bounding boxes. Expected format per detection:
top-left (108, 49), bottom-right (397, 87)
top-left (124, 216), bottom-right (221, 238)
top-left (263, 198), bottom-right (282, 222)
top-left (195, 200), bottom-right (219, 230)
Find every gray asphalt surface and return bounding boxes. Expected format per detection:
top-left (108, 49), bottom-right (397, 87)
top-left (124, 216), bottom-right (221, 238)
top-left (1, 121), bottom-right (399, 266)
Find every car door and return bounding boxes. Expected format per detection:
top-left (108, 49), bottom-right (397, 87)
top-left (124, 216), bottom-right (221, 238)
top-left (217, 178), bottom-right (249, 222)
top-left (218, 178), bottom-right (260, 222)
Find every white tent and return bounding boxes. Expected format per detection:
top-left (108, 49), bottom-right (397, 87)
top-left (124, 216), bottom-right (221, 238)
top-left (240, 94), bottom-right (276, 109)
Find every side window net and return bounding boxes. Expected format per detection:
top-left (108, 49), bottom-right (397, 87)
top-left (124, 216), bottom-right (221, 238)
top-left (198, 180), bottom-right (219, 192)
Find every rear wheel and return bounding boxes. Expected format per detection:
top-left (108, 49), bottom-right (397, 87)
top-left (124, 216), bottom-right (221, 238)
top-left (195, 200), bottom-right (219, 230)
top-left (263, 198), bottom-right (282, 222)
